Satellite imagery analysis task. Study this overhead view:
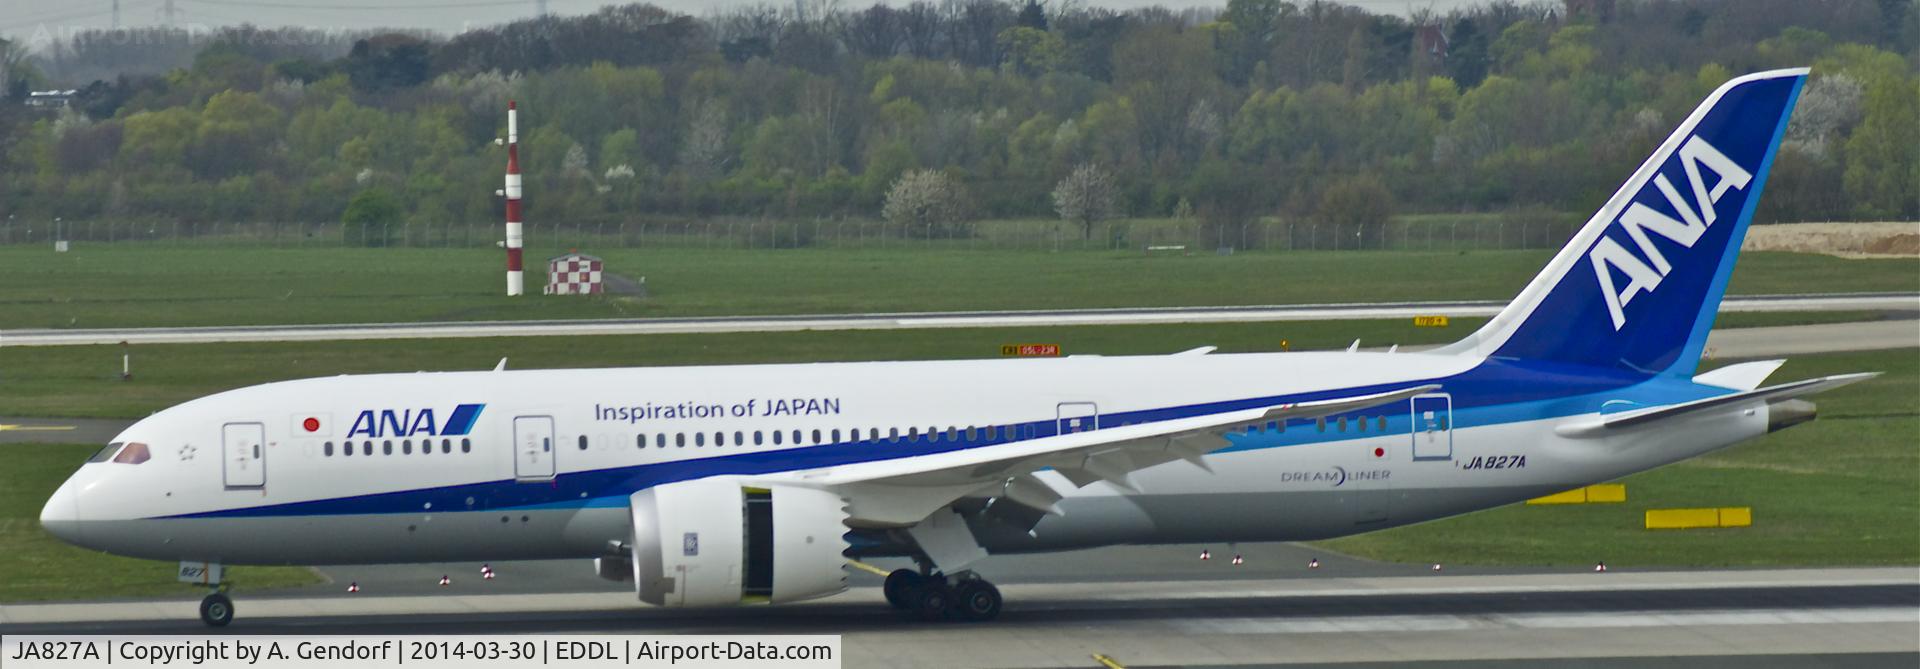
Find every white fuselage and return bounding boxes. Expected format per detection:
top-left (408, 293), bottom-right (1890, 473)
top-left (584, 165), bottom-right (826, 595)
top-left (41, 350), bottom-right (1768, 565)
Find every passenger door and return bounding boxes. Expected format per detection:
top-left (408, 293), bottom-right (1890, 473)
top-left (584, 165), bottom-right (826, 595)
top-left (1411, 394), bottom-right (1454, 460)
top-left (1056, 402), bottom-right (1099, 435)
top-left (513, 416), bottom-right (556, 481)
top-left (221, 422), bottom-right (266, 488)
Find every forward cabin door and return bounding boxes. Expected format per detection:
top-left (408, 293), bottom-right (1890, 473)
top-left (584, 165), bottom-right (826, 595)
top-left (221, 422), bottom-right (266, 488)
top-left (514, 416), bottom-right (556, 481)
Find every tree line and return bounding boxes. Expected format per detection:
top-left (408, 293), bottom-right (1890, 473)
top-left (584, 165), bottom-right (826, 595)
top-left (0, 0), bottom-right (1913, 247)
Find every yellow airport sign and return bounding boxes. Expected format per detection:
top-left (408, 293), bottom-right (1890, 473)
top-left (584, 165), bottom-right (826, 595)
top-left (1645, 507), bottom-right (1752, 529)
top-left (1413, 315), bottom-right (1450, 327)
top-left (1526, 483), bottom-right (1627, 505)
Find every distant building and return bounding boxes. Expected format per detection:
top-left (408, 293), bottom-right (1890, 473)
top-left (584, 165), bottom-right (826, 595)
top-left (1416, 24), bottom-right (1449, 61)
top-left (1563, 0), bottom-right (1616, 22)
top-left (25, 90), bottom-right (76, 109)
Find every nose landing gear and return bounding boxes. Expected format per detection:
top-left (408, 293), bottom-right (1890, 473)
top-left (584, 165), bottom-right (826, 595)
top-left (199, 590), bottom-right (234, 627)
top-left (883, 568), bottom-right (1002, 622)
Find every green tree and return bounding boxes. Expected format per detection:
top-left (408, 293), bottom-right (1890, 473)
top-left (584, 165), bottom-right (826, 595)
top-left (1843, 75), bottom-right (1920, 218)
top-left (341, 187), bottom-right (403, 247)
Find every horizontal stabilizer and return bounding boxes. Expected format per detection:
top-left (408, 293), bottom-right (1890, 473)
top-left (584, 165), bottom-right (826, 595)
top-left (1693, 359), bottom-right (1785, 391)
top-left (1556, 372), bottom-right (1876, 438)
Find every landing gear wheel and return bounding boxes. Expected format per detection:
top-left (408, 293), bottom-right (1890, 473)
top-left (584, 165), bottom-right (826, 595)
top-left (883, 569), bottom-right (923, 610)
top-left (911, 583), bottom-right (951, 622)
top-left (952, 580), bottom-right (1002, 622)
top-left (199, 592), bottom-right (234, 627)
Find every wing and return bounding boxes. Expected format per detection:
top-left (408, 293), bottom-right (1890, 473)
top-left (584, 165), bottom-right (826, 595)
top-left (804, 384), bottom-right (1441, 528)
top-left (1555, 372), bottom-right (1876, 438)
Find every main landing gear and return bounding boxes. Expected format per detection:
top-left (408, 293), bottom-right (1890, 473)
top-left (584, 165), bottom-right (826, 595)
top-left (883, 568), bottom-right (1002, 622)
top-left (199, 590), bottom-right (234, 627)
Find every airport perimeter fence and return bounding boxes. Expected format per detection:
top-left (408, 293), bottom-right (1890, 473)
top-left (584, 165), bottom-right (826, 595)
top-left (0, 216), bottom-right (1587, 253)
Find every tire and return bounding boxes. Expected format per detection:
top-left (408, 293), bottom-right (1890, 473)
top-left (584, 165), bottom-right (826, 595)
top-left (200, 593), bottom-right (234, 627)
top-left (952, 580), bottom-right (1002, 622)
top-left (883, 569), bottom-right (923, 610)
top-left (911, 584), bottom-right (951, 622)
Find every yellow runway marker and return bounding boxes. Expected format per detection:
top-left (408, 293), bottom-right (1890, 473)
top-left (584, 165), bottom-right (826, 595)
top-left (0, 424), bottom-right (77, 432)
top-left (846, 560), bottom-right (892, 577)
top-left (1092, 653), bottom-right (1127, 669)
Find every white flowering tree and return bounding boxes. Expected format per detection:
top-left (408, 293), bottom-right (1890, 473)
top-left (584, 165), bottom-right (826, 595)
top-left (1052, 162), bottom-right (1121, 239)
top-left (882, 169), bottom-right (971, 239)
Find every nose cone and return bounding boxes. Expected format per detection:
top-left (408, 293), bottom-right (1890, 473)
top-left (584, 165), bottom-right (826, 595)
top-left (39, 479), bottom-right (84, 545)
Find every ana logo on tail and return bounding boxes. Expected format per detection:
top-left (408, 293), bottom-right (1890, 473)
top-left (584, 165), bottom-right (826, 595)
top-left (1589, 135), bottom-right (1754, 330)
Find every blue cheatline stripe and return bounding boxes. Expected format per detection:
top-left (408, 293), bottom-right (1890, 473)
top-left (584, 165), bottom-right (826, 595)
top-left (161, 356), bottom-right (1734, 521)
top-left (441, 404), bottom-right (485, 436)
top-left (1670, 75), bottom-right (1806, 377)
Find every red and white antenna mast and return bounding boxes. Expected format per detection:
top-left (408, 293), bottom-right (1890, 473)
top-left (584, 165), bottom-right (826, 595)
top-left (504, 100), bottom-right (525, 296)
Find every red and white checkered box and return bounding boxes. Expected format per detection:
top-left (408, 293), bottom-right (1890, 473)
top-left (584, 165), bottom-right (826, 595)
top-left (544, 253), bottom-right (604, 295)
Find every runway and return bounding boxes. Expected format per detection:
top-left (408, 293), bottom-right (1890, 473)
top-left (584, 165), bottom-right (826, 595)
top-left (3, 561), bottom-right (1914, 668)
top-left (2, 292), bottom-right (1913, 346)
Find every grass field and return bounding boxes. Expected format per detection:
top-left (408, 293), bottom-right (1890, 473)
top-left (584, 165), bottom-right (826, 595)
top-left (1319, 348), bottom-right (1920, 567)
top-left (0, 319), bottom-right (1490, 419)
top-left (1, 314), bottom-right (1895, 420)
top-left (1, 246), bottom-right (1913, 329)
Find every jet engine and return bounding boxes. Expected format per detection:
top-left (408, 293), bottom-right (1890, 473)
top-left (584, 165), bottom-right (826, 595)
top-left (627, 479), bottom-right (850, 607)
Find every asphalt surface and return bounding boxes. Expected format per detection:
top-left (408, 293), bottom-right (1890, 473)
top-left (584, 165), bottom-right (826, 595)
top-left (3, 566), bottom-right (1913, 667)
top-left (2, 293), bottom-right (1913, 346)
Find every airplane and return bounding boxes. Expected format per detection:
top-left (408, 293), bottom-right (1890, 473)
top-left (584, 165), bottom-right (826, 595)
top-left (41, 67), bottom-right (1872, 628)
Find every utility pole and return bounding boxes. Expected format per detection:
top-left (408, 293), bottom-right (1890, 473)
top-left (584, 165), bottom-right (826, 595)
top-left (161, 0), bottom-right (178, 27)
top-left (113, 0), bottom-right (122, 29)
top-left (503, 101), bottom-right (525, 296)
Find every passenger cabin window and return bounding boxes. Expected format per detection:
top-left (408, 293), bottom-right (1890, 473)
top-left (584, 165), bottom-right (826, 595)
top-left (323, 441), bottom-right (334, 457)
top-left (383, 440), bottom-right (393, 455)
top-left (403, 440), bottom-right (413, 454)
top-left (460, 438), bottom-right (471, 453)
top-left (695, 432), bottom-right (705, 447)
top-left (578, 435), bottom-right (588, 450)
top-left (772, 430), bottom-right (783, 445)
top-left (111, 442), bottom-right (151, 465)
top-left (637, 434), bottom-right (647, 449)
top-left (754, 431), bottom-right (764, 446)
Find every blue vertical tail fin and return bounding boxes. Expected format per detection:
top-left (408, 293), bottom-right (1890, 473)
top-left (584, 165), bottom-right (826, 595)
top-left (1440, 68), bottom-right (1807, 376)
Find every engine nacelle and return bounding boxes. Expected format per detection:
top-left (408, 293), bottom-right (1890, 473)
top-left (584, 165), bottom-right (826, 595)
top-left (629, 479), bottom-right (849, 607)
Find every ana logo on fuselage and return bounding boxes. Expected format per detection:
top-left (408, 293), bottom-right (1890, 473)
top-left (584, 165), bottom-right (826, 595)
top-left (346, 403), bottom-right (485, 438)
top-left (1588, 135), bottom-right (1753, 330)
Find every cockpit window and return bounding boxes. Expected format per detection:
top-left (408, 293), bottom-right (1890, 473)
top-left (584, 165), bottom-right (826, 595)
top-left (87, 442), bottom-right (125, 463)
top-left (111, 442), bottom-right (151, 465)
